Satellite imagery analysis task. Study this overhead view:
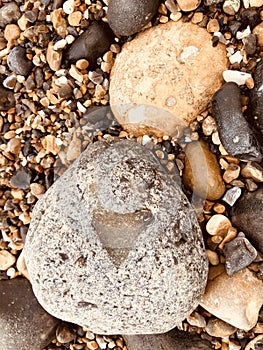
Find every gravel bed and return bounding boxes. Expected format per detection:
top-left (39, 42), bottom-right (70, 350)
top-left (0, 0), bottom-right (263, 349)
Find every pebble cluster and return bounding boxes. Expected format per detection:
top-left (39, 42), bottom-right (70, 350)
top-left (0, 0), bottom-right (263, 349)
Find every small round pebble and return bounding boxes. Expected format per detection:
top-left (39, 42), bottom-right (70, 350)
top-left (107, 0), bottom-right (159, 36)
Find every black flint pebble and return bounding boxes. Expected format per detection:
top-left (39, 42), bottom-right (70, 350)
top-left (249, 58), bottom-right (263, 140)
top-left (65, 21), bottom-right (114, 67)
top-left (211, 82), bottom-right (262, 161)
top-left (7, 46), bottom-right (33, 76)
top-left (231, 186), bottom-right (263, 254)
top-left (0, 278), bottom-right (59, 350)
top-left (0, 86), bottom-right (15, 111)
top-left (107, 0), bottom-right (160, 36)
top-left (223, 235), bottom-right (257, 276)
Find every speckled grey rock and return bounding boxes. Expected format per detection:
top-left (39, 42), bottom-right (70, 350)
top-left (107, 0), bottom-right (159, 36)
top-left (0, 278), bottom-right (59, 350)
top-left (24, 139), bottom-right (208, 335)
top-left (7, 46), bottom-right (33, 76)
top-left (123, 328), bottom-right (212, 350)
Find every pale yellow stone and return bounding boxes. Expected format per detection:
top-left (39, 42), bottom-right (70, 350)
top-left (110, 20), bottom-right (228, 137)
top-left (0, 250), bottom-right (16, 271)
top-left (201, 268), bottom-right (263, 331)
top-left (206, 214), bottom-right (232, 236)
top-left (177, 0), bottom-right (201, 11)
top-left (46, 42), bottom-right (62, 71)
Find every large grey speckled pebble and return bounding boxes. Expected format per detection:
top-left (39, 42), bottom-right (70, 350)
top-left (7, 46), bottom-right (33, 76)
top-left (24, 138), bottom-right (208, 335)
top-left (0, 278), bottom-right (59, 350)
top-left (124, 328), bottom-right (212, 350)
top-left (107, 0), bottom-right (159, 36)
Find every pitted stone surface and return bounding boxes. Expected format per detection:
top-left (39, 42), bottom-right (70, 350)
top-left (24, 139), bottom-right (208, 335)
top-left (109, 20), bottom-right (228, 137)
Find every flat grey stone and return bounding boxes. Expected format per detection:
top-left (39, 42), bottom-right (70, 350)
top-left (24, 139), bottom-right (208, 335)
top-left (123, 328), bottom-right (212, 350)
top-left (0, 278), bottom-right (59, 350)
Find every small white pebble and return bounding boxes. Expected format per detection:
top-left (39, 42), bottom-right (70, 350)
top-left (63, 0), bottom-right (74, 14)
top-left (236, 25), bottom-right (251, 39)
top-left (55, 76), bottom-right (68, 86)
top-left (142, 135), bottom-right (151, 145)
top-left (46, 14), bottom-right (51, 22)
top-left (229, 50), bottom-right (243, 64)
top-left (54, 39), bottom-right (67, 50)
top-left (55, 69), bottom-right (68, 77)
top-left (223, 70), bottom-right (252, 86)
top-left (233, 135), bottom-right (239, 143)
top-left (6, 267), bottom-right (16, 278)
top-left (66, 35), bottom-right (75, 44)
top-left (77, 101), bottom-right (87, 113)
top-left (223, 187), bottom-right (242, 206)
top-left (84, 9), bottom-right (89, 19)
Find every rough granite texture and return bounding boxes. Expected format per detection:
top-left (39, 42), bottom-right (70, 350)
top-left (109, 20), bottom-right (228, 137)
top-left (24, 139), bottom-right (208, 335)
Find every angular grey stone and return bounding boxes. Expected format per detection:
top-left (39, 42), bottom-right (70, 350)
top-left (223, 234), bottom-right (258, 275)
top-left (231, 186), bottom-right (263, 254)
top-left (24, 139), bottom-right (208, 335)
top-left (123, 328), bottom-right (212, 350)
top-left (0, 278), bottom-right (59, 350)
top-left (108, 0), bottom-right (159, 36)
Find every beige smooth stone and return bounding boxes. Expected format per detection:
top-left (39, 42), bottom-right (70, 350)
top-left (110, 21), bottom-right (228, 137)
top-left (183, 140), bottom-right (226, 201)
top-left (201, 268), bottom-right (263, 331)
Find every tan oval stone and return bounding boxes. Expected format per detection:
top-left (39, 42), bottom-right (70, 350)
top-left (183, 140), bottom-right (226, 201)
top-left (110, 20), bottom-right (228, 137)
top-left (200, 268), bottom-right (263, 331)
top-left (177, 0), bottom-right (201, 11)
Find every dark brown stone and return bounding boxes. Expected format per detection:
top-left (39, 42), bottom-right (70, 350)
top-left (0, 278), bottom-right (59, 350)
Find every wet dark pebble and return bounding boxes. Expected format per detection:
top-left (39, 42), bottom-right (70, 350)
top-left (58, 84), bottom-right (73, 99)
top-left (249, 58), bottom-right (263, 140)
top-left (107, 0), bottom-right (159, 36)
top-left (7, 46), bottom-right (33, 76)
top-left (56, 323), bottom-right (76, 344)
top-left (65, 21), bottom-right (114, 67)
top-left (10, 168), bottom-right (32, 190)
top-left (231, 186), bottom-right (263, 254)
top-left (223, 234), bottom-right (257, 275)
top-left (243, 34), bottom-right (257, 55)
top-left (0, 2), bottom-right (21, 27)
top-left (0, 278), bottom-right (59, 350)
top-left (211, 82), bottom-right (262, 161)
top-left (241, 7), bottom-right (260, 30)
top-left (0, 86), bottom-right (15, 111)
top-left (124, 328), bottom-right (212, 350)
